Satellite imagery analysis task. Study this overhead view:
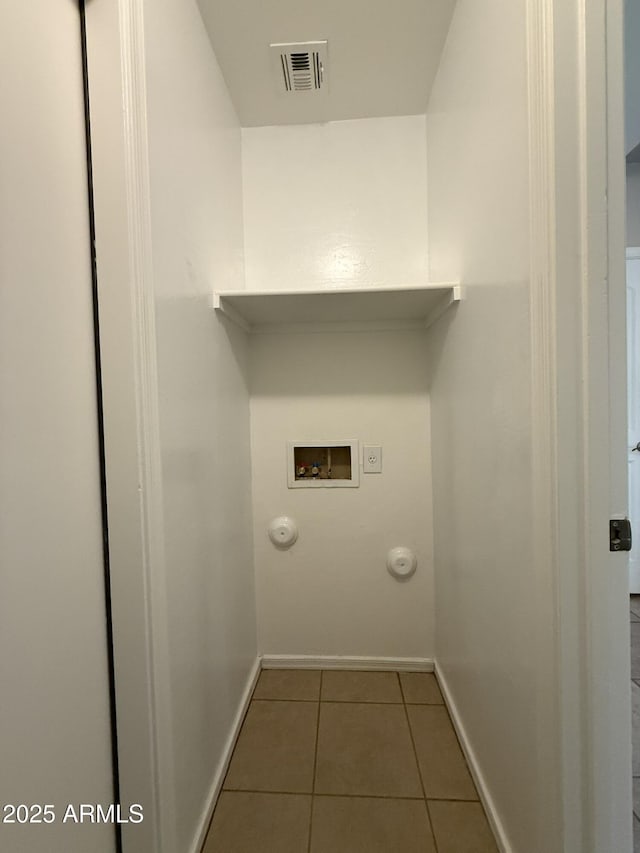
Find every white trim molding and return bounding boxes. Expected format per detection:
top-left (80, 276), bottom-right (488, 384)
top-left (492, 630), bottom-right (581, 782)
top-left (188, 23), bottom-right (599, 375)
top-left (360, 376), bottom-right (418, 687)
top-left (117, 1), bottom-right (177, 849)
top-left (525, 0), bottom-right (632, 851)
top-left (84, 1), bottom-right (175, 850)
top-left (525, 0), bottom-right (567, 850)
top-left (260, 655), bottom-right (434, 672)
top-left (188, 659), bottom-right (261, 853)
top-left (434, 664), bottom-right (512, 853)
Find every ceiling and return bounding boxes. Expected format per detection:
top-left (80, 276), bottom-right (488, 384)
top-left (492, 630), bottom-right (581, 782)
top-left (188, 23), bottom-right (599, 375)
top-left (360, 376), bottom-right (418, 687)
top-left (196, 0), bottom-right (457, 127)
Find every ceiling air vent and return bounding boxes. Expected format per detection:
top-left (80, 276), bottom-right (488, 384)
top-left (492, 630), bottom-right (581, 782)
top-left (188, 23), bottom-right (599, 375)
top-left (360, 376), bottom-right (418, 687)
top-left (270, 41), bottom-right (329, 97)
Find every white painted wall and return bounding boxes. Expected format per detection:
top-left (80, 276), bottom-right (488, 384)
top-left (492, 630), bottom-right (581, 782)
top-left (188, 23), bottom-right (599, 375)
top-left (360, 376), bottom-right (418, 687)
top-left (628, 164), bottom-right (640, 245)
top-left (142, 1), bottom-right (257, 849)
top-left (250, 330), bottom-right (433, 659)
top-left (242, 116), bottom-right (432, 660)
top-left (0, 2), bottom-right (114, 851)
top-left (241, 116), bottom-right (429, 291)
top-left (626, 0), bottom-right (640, 154)
top-left (426, 1), bottom-right (557, 851)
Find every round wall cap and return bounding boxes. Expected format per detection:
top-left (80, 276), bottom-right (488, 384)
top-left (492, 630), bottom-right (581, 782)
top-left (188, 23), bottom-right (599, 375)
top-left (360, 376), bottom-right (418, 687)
top-left (268, 516), bottom-right (298, 549)
top-left (386, 546), bottom-right (417, 580)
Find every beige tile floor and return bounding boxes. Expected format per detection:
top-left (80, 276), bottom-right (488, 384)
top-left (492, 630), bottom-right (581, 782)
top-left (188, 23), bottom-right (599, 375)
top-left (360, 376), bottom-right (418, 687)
top-left (203, 669), bottom-right (499, 852)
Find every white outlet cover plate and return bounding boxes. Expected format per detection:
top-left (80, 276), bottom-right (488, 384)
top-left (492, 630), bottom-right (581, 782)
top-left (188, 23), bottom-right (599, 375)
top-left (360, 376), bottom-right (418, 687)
top-left (363, 445), bottom-right (382, 473)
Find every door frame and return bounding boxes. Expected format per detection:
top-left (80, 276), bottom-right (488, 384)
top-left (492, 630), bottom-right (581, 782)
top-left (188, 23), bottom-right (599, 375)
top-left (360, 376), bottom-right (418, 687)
top-left (83, 2), bottom-right (176, 851)
top-left (529, 0), bottom-right (632, 850)
top-left (83, 0), bottom-right (631, 850)
top-left (627, 247), bottom-right (640, 593)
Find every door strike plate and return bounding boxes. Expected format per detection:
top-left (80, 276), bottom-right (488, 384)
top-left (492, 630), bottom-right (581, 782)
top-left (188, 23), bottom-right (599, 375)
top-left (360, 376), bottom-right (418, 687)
top-left (609, 518), bottom-right (632, 552)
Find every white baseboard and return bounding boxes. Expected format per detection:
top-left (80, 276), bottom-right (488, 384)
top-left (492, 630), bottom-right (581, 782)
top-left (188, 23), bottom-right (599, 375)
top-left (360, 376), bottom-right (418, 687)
top-left (434, 662), bottom-right (512, 853)
top-left (260, 655), bottom-right (434, 672)
top-left (189, 656), bottom-right (261, 853)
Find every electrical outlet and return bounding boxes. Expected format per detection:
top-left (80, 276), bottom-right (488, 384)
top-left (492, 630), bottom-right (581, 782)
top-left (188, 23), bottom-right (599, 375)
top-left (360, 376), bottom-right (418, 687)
top-left (363, 445), bottom-right (382, 474)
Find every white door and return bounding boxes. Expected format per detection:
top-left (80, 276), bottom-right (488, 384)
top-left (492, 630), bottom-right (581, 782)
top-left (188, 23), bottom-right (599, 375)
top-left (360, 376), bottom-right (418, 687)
top-left (0, 2), bottom-right (116, 852)
top-left (628, 250), bottom-right (640, 593)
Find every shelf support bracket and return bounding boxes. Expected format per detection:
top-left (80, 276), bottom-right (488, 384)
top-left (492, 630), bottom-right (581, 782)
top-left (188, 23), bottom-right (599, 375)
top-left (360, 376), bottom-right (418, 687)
top-left (423, 285), bottom-right (462, 330)
top-left (213, 293), bottom-right (251, 333)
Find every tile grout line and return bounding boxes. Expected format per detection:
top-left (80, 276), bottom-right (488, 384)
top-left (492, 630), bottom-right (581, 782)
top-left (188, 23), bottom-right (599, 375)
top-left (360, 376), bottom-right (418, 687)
top-left (214, 671), bottom-right (495, 850)
top-left (398, 671), bottom-right (441, 853)
top-left (252, 697), bottom-right (409, 704)
top-left (307, 670), bottom-right (322, 853)
top-left (221, 787), bottom-right (477, 802)
top-left (252, 697), bottom-right (321, 703)
top-left (252, 697), bottom-right (443, 705)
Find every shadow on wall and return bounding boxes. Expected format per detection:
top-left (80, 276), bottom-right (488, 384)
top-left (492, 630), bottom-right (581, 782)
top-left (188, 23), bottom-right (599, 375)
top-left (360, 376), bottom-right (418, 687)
top-left (423, 300), bottom-right (458, 390)
top-left (425, 280), bottom-right (531, 523)
top-left (247, 327), bottom-right (431, 399)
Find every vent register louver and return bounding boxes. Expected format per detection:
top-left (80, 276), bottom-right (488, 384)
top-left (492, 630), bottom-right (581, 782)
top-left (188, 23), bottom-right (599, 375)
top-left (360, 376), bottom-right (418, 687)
top-left (270, 41), bottom-right (329, 96)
